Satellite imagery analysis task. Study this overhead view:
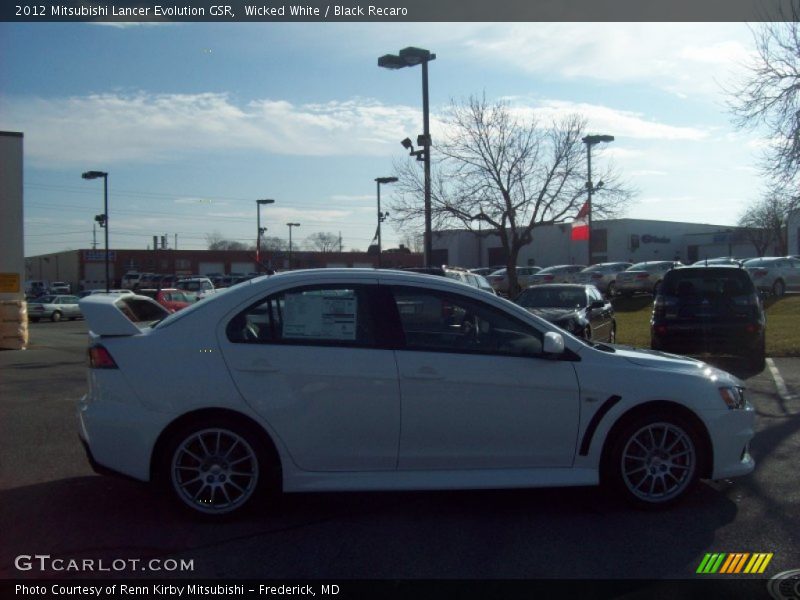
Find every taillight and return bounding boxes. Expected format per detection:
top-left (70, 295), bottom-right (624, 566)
top-left (543, 275), bottom-right (555, 281)
top-left (636, 273), bottom-right (649, 279)
top-left (654, 324), bottom-right (668, 335)
top-left (88, 345), bottom-right (118, 369)
top-left (652, 296), bottom-right (677, 319)
top-left (752, 269), bottom-right (768, 278)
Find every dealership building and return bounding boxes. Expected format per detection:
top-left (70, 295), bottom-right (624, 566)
top-left (24, 247), bottom-right (422, 293)
top-left (430, 218), bottom-right (785, 269)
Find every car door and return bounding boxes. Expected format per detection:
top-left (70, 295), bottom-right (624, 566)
top-left (388, 285), bottom-right (581, 470)
top-left (218, 282), bottom-right (401, 472)
top-left (787, 258), bottom-right (800, 291)
top-left (586, 287), bottom-right (611, 340)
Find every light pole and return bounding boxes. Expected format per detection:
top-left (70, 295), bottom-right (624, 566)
top-left (256, 199), bottom-right (275, 273)
top-left (374, 177), bottom-right (398, 267)
top-left (82, 170), bottom-right (109, 292)
top-left (581, 135), bottom-right (614, 266)
top-left (286, 223), bottom-right (300, 270)
top-left (379, 46), bottom-right (436, 267)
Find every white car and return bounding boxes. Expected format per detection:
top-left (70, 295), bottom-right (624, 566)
top-left (78, 270), bottom-right (755, 517)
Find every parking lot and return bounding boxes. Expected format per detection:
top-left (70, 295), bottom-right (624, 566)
top-left (1, 319), bottom-right (799, 583)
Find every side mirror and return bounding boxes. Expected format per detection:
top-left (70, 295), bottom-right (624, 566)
top-left (543, 331), bottom-right (565, 355)
top-left (589, 300), bottom-right (604, 310)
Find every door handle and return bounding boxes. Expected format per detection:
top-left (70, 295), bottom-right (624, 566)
top-left (404, 366), bottom-right (444, 380)
top-left (237, 358), bottom-right (279, 373)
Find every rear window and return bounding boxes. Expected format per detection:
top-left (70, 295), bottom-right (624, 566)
top-left (661, 269), bottom-right (755, 297)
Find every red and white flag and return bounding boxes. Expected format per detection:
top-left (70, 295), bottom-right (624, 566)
top-left (571, 202), bottom-right (590, 241)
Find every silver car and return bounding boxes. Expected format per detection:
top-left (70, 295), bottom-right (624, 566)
top-left (27, 294), bottom-right (83, 322)
top-left (486, 266), bottom-right (542, 295)
top-left (527, 264), bottom-right (587, 287)
top-left (573, 262), bottom-right (633, 296)
top-left (744, 256), bottom-right (800, 296)
top-left (615, 261), bottom-right (682, 296)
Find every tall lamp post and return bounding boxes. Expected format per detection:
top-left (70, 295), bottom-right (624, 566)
top-left (256, 199), bottom-right (275, 273)
top-left (286, 222), bottom-right (300, 270)
top-left (581, 135), bottom-right (614, 266)
top-left (374, 177), bottom-right (398, 267)
top-left (378, 46), bottom-right (436, 267)
top-left (82, 170), bottom-right (110, 292)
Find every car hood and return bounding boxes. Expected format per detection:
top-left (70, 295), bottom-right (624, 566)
top-left (524, 307), bottom-right (581, 322)
top-left (609, 345), bottom-right (739, 384)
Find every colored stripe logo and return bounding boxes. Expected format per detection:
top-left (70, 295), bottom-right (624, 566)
top-left (697, 553), bottom-right (773, 574)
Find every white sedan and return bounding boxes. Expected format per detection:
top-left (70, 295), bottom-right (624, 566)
top-left (78, 270), bottom-right (755, 517)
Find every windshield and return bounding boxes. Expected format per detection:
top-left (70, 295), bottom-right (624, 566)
top-left (36, 295), bottom-right (56, 303)
top-left (516, 287), bottom-right (586, 309)
top-left (179, 281), bottom-right (202, 291)
top-left (661, 271), bottom-right (755, 297)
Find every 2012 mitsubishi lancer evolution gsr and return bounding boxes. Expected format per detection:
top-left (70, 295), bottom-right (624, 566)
top-left (77, 269), bottom-right (755, 517)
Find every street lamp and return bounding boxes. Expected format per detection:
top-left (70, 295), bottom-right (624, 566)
top-left (581, 134), bottom-right (614, 266)
top-left (286, 222), bottom-right (300, 270)
top-left (374, 177), bottom-right (398, 267)
top-left (256, 199), bottom-right (275, 273)
top-left (379, 46), bottom-right (436, 267)
top-left (81, 170), bottom-right (110, 292)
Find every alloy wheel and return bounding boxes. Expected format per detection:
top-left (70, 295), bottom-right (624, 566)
top-left (620, 422), bottom-right (696, 503)
top-left (171, 428), bottom-right (259, 515)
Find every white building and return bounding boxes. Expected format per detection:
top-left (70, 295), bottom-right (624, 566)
top-left (431, 218), bottom-right (783, 268)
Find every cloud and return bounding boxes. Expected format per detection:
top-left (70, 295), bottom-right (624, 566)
top-left (0, 92), bottom-right (423, 167)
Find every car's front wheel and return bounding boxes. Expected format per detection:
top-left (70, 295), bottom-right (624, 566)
top-left (772, 279), bottom-right (785, 297)
top-left (51, 311), bottom-right (62, 322)
top-left (605, 412), bottom-right (700, 508)
top-left (161, 417), bottom-right (273, 518)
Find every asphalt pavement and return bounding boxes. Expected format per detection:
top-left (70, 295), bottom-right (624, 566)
top-left (1, 320), bottom-right (798, 584)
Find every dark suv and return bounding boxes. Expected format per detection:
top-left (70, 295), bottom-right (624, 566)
top-left (651, 265), bottom-right (765, 369)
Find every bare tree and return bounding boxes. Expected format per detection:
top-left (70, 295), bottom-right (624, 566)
top-left (206, 231), bottom-right (252, 251)
top-left (261, 236), bottom-right (288, 251)
top-left (304, 232), bottom-right (340, 253)
top-left (730, 8), bottom-right (800, 186)
top-left (390, 95), bottom-right (634, 294)
top-left (739, 184), bottom-right (799, 255)
top-left (399, 231), bottom-right (424, 253)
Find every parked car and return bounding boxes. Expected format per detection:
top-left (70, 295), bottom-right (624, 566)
top-left (134, 273), bottom-right (161, 290)
top-left (28, 294), bottom-right (82, 322)
top-left (743, 256), bottom-right (800, 297)
top-left (692, 257), bottom-right (745, 267)
top-left (121, 272), bottom-right (147, 290)
top-left (527, 265), bottom-right (587, 287)
top-left (515, 284), bottom-right (616, 343)
top-left (573, 262), bottom-right (633, 297)
top-left (24, 280), bottom-right (49, 297)
top-left (78, 269), bottom-right (754, 517)
top-left (50, 281), bottom-right (71, 294)
top-left (615, 261), bottom-right (682, 296)
top-left (176, 277), bottom-right (217, 301)
top-left (135, 288), bottom-right (196, 313)
top-left (402, 266), bottom-right (493, 293)
top-left (78, 289), bottom-right (134, 298)
top-left (485, 266), bottom-right (543, 295)
top-left (469, 267), bottom-right (495, 277)
top-left (651, 265), bottom-right (766, 370)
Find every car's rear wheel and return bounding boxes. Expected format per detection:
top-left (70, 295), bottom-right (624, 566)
top-left (605, 412), bottom-right (700, 508)
top-left (161, 417), bottom-right (272, 518)
top-left (51, 311), bottom-right (62, 322)
top-left (772, 279), bottom-right (785, 297)
top-left (606, 282), bottom-right (617, 297)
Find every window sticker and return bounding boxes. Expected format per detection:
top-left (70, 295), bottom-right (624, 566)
top-left (282, 290), bottom-right (357, 340)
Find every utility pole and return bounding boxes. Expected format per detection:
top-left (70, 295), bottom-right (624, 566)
top-left (92, 223), bottom-right (97, 250)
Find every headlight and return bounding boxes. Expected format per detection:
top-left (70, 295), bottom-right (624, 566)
top-left (719, 386), bottom-right (746, 410)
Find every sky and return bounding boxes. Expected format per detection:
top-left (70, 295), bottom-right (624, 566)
top-left (0, 21), bottom-right (771, 257)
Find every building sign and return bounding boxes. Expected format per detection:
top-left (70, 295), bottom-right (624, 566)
top-left (0, 273), bottom-right (20, 293)
top-left (641, 234), bottom-right (671, 244)
top-left (84, 250), bottom-right (117, 262)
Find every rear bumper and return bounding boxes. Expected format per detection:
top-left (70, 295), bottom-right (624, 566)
top-left (616, 280), bottom-right (652, 293)
top-left (651, 323), bottom-right (763, 356)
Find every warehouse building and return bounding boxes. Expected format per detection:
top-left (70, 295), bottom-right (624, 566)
top-left (431, 218), bottom-right (784, 268)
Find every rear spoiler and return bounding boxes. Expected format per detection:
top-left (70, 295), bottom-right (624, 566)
top-left (79, 294), bottom-right (170, 336)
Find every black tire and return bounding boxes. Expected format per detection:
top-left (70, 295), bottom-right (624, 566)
top-left (158, 416), bottom-right (277, 518)
top-left (29, 317), bottom-right (40, 323)
top-left (772, 279), bottom-right (785, 297)
top-left (747, 338), bottom-right (766, 372)
top-left (606, 282), bottom-right (617, 298)
top-left (603, 411), bottom-right (701, 509)
top-left (51, 311), bottom-right (62, 322)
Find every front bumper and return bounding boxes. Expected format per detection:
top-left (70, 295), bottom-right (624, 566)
top-left (702, 406), bottom-right (756, 479)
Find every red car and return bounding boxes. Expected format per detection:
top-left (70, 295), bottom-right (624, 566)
top-left (136, 288), bottom-right (195, 313)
